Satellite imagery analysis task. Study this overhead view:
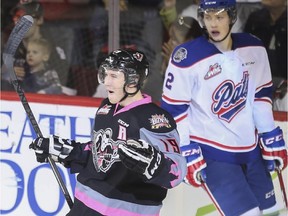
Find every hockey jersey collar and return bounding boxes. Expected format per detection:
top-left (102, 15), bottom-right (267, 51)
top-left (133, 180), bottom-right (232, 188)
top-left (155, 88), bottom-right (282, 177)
top-left (114, 94), bottom-right (152, 115)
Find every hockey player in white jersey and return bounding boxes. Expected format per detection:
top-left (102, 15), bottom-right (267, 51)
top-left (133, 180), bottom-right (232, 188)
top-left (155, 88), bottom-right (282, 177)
top-left (161, 0), bottom-right (288, 215)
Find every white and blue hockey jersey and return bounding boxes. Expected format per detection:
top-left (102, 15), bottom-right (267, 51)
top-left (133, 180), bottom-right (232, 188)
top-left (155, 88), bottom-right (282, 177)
top-left (161, 34), bottom-right (276, 164)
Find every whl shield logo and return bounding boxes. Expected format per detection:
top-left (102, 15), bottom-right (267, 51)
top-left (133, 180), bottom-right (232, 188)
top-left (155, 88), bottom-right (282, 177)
top-left (211, 72), bottom-right (249, 122)
top-left (97, 104), bottom-right (111, 115)
top-left (204, 63), bottom-right (222, 80)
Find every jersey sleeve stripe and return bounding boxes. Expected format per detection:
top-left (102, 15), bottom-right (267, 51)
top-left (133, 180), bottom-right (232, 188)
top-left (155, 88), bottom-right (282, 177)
top-left (190, 135), bottom-right (257, 152)
top-left (254, 98), bottom-right (272, 104)
top-left (255, 81), bottom-right (273, 103)
top-left (162, 94), bottom-right (190, 104)
top-left (175, 113), bottom-right (188, 123)
top-left (255, 81), bottom-right (273, 91)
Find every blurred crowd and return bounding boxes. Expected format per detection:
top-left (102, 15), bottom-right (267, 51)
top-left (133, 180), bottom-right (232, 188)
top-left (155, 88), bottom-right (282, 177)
top-left (1, 0), bottom-right (287, 110)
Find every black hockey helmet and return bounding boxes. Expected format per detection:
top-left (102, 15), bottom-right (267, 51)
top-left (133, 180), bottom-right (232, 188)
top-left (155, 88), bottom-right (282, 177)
top-left (197, 0), bottom-right (237, 28)
top-left (98, 49), bottom-right (149, 90)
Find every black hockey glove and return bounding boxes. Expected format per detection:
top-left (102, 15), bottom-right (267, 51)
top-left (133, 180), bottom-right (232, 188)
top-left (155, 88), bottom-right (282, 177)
top-left (29, 135), bottom-right (75, 164)
top-left (118, 139), bottom-right (164, 180)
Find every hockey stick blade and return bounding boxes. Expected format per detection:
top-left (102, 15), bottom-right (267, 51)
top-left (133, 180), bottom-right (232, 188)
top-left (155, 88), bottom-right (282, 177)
top-left (2, 15), bottom-right (74, 209)
top-left (3, 15), bottom-right (33, 55)
top-left (3, 15), bottom-right (33, 81)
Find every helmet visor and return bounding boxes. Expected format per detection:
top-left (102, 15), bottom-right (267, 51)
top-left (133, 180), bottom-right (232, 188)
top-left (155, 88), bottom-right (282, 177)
top-left (98, 64), bottom-right (125, 84)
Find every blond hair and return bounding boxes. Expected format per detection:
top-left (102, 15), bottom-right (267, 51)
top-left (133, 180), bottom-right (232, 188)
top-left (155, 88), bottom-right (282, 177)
top-left (28, 38), bottom-right (52, 56)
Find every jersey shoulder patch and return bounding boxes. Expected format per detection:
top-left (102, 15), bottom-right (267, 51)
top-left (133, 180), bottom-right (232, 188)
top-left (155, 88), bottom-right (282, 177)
top-left (171, 36), bottom-right (220, 68)
top-left (133, 103), bottom-right (177, 133)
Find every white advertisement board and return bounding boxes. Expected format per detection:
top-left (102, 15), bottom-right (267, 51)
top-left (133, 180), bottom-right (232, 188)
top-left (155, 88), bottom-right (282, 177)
top-left (0, 93), bottom-right (287, 216)
top-left (1, 93), bottom-right (98, 215)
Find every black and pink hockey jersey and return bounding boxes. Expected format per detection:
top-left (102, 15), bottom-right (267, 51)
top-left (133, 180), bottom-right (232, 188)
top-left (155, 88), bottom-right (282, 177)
top-left (66, 94), bottom-right (187, 216)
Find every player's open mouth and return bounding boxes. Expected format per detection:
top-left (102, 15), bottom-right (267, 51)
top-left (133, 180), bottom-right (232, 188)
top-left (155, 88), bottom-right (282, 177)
top-left (211, 31), bottom-right (220, 37)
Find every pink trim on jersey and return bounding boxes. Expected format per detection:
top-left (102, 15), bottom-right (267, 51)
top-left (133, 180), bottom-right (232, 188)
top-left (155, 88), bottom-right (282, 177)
top-left (114, 94), bottom-right (152, 115)
top-left (190, 135), bottom-right (257, 151)
top-left (75, 188), bottom-right (160, 216)
top-left (84, 144), bottom-right (91, 151)
top-left (169, 162), bottom-right (182, 187)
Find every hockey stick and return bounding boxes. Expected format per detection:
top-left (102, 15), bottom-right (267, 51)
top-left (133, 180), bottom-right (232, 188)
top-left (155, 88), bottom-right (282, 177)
top-left (201, 183), bottom-right (224, 216)
top-left (2, 15), bottom-right (74, 209)
top-left (276, 169), bottom-right (288, 209)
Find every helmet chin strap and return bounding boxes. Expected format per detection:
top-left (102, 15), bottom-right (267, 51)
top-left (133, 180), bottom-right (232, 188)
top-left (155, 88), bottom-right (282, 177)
top-left (209, 31), bottom-right (230, 43)
top-left (119, 93), bottom-right (128, 103)
top-left (209, 24), bottom-right (233, 43)
top-left (119, 84), bottom-right (140, 103)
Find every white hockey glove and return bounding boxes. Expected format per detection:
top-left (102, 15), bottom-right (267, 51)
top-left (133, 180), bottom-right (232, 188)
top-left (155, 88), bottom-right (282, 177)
top-left (118, 139), bottom-right (164, 180)
top-left (259, 127), bottom-right (288, 171)
top-left (29, 135), bottom-right (75, 164)
top-left (181, 142), bottom-right (207, 187)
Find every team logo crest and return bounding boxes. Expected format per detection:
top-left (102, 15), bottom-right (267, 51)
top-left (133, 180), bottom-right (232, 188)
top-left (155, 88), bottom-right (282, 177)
top-left (173, 47), bottom-right (187, 63)
top-left (149, 114), bottom-right (171, 129)
top-left (97, 104), bottom-right (111, 115)
top-left (204, 63), bottom-right (222, 80)
top-left (211, 72), bottom-right (249, 122)
top-left (92, 129), bottom-right (123, 172)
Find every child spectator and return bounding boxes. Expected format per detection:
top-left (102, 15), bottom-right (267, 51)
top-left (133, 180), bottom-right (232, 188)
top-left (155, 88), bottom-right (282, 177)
top-left (1, 1), bottom-right (71, 93)
top-left (23, 38), bottom-right (62, 94)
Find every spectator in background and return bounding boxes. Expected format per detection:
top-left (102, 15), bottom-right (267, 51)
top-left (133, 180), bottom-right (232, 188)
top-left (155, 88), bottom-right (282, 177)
top-left (23, 38), bottom-right (62, 94)
top-left (159, 0), bottom-right (179, 30)
top-left (89, 0), bottom-right (164, 101)
top-left (244, 0), bottom-right (287, 81)
top-left (159, 0), bottom-right (261, 33)
top-left (161, 16), bottom-right (202, 76)
top-left (102, 0), bottom-right (128, 11)
top-left (160, 0), bottom-right (198, 31)
top-left (1, 1), bottom-right (72, 94)
top-left (244, 0), bottom-right (287, 111)
top-left (273, 80), bottom-right (287, 111)
top-left (1, 0), bottom-right (19, 50)
top-left (236, 0), bottom-right (262, 32)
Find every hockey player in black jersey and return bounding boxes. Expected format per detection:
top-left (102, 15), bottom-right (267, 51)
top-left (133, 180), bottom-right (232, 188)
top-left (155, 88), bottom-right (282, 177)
top-left (29, 49), bottom-right (187, 216)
